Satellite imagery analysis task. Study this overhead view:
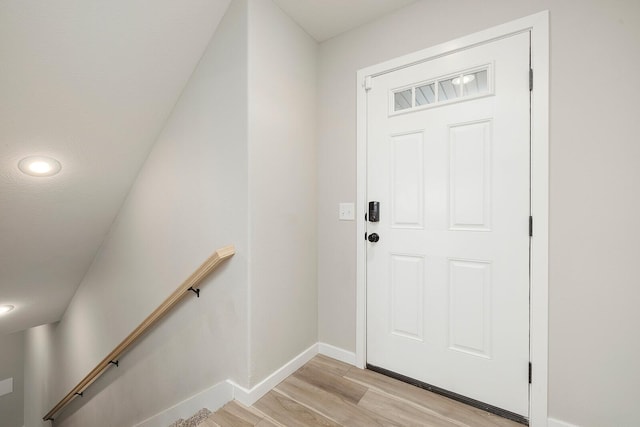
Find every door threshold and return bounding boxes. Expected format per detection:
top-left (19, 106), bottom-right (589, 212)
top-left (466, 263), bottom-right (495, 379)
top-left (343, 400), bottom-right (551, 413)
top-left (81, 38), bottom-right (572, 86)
top-left (366, 363), bottom-right (529, 426)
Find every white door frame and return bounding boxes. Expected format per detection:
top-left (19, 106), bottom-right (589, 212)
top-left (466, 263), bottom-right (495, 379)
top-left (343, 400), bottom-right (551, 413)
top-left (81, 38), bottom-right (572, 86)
top-left (355, 11), bottom-right (549, 426)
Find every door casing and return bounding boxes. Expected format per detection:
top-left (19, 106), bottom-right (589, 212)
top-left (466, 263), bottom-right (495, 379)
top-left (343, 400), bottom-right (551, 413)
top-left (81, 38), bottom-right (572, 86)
top-left (355, 11), bottom-right (549, 426)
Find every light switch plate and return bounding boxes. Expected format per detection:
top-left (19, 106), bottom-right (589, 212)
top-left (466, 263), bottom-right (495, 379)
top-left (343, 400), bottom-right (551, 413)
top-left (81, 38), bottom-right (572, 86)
top-left (339, 203), bottom-right (355, 220)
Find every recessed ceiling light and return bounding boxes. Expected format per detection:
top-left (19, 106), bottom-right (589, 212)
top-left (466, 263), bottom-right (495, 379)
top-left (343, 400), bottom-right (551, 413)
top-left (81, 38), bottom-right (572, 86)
top-left (0, 305), bottom-right (15, 315)
top-left (18, 156), bottom-right (62, 177)
top-left (452, 74), bottom-right (476, 85)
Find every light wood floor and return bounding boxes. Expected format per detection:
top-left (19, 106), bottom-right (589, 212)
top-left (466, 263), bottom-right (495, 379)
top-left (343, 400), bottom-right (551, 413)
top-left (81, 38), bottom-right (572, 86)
top-left (201, 354), bottom-right (524, 427)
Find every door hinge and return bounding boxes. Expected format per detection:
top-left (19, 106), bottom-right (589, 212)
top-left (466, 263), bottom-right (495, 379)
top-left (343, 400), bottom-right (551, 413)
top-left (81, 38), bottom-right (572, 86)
top-left (364, 75), bottom-right (373, 91)
top-left (364, 232), bottom-right (368, 241)
top-left (529, 68), bottom-right (533, 91)
top-left (529, 216), bottom-right (533, 237)
top-left (529, 362), bottom-right (532, 384)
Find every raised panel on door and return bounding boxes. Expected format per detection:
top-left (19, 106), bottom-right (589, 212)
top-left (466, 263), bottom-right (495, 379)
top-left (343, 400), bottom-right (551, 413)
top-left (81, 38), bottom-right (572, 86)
top-left (390, 132), bottom-right (424, 229)
top-left (448, 258), bottom-right (492, 358)
top-left (449, 120), bottom-right (492, 231)
top-left (390, 254), bottom-right (425, 341)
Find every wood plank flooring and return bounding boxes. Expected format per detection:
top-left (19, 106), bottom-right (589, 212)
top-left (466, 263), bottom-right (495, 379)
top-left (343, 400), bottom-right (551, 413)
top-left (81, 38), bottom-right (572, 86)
top-left (203, 354), bottom-right (524, 427)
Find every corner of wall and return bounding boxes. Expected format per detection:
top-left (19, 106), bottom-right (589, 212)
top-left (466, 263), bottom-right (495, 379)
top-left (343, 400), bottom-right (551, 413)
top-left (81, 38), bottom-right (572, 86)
top-left (245, 0), bottom-right (319, 387)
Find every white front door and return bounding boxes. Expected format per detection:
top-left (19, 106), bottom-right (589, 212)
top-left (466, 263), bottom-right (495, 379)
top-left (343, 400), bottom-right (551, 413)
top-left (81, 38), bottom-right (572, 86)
top-left (366, 32), bottom-right (531, 417)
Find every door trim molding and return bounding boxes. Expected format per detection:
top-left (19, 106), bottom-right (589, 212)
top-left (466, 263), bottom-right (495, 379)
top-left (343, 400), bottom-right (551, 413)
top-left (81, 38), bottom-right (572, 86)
top-left (355, 11), bottom-right (549, 426)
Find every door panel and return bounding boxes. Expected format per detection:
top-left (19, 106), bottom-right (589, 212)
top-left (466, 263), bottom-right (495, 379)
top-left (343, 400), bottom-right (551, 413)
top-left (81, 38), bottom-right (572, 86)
top-left (448, 258), bottom-right (492, 358)
top-left (449, 120), bottom-right (492, 230)
top-left (390, 132), bottom-right (424, 229)
top-left (390, 253), bottom-right (424, 340)
top-left (366, 32), bottom-right (530, 416)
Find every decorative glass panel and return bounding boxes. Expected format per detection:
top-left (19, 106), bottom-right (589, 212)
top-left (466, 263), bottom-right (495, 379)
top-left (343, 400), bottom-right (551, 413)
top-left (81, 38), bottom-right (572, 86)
top-left (462, 69), bottom-right (489, 96)
top-left (390, 66), bottom-right (491, 114)
top-left (438, 77), bottom-right (462, 101)
top-left (415, 83), bottom-right (436, 106)
top-left (394, 89), bottom-right (412, 111)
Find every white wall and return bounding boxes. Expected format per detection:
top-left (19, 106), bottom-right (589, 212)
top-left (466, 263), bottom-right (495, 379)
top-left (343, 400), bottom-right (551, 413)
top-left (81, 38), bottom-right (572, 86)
top-left (0, 330), bottom-right (24, 427)
top-left (317, 1), bottom-right (640, 426)
top-left (24, 324), bottom-right (55, 427)
top-left (247, 0), bottom-right (318, 385)
top-left (23, 1), bottom-right (250, 425)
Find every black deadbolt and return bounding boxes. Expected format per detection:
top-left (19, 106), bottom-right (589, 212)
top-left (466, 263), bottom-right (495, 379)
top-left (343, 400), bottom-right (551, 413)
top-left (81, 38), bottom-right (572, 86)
top-left (368, 233), bottom-right (380, 242)
top-left (368, 201), bottom-right (380, 222)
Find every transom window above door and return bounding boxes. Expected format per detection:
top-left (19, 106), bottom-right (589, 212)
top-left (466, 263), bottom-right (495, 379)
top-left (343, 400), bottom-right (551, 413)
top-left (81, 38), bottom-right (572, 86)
top-left (391, 65), bottom-right (492, 114)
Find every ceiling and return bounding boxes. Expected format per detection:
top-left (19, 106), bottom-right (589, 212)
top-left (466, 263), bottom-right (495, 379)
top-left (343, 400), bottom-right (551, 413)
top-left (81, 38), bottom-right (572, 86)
top-left (0, 0), bottom-right (415, 335)
top-left (273, 0), bottom-right (416, 41)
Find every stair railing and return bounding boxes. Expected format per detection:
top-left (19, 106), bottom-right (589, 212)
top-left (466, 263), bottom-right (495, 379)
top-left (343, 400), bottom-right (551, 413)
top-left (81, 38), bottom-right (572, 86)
top-left (43, 245), bottom-right (236, 422)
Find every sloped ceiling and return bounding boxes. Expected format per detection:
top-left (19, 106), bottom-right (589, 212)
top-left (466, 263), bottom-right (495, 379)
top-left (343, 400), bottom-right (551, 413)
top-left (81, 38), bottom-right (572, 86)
top-left (0, 0), bottom-right (416, 335)
top-left (0, 0), bottom-right (231, 334)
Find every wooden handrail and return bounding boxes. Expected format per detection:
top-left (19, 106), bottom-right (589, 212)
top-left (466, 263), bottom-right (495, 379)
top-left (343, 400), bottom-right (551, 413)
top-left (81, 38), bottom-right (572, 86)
top-left (43, 245), bottom-right (235, 422)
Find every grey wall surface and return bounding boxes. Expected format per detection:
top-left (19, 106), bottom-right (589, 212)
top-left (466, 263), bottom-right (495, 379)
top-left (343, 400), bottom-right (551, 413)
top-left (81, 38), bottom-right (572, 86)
top-left (247, 0), bottom-right (318, 386)
top-left (23, 324), bottom-right (56, 427)
top-left (316, 1), bottom-right (640, 426)
top-left (0, 330), bottom-right (24, 427)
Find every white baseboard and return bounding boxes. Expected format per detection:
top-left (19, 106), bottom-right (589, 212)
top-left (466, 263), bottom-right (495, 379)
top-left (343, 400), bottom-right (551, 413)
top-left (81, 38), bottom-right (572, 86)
top-left (548, 418), bottom-right (580, 427)
top-left (318, 342), bottom-right (357, 366)
top-left (229, 343), bottom-right (319, 407)
top-left (132, 342), bottom-right (356, 426)
top-left (133, 381), bottom-right (233, 427)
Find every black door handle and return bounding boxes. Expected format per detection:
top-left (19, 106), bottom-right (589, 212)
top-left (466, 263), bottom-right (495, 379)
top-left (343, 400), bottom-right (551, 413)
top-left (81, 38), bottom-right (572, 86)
top-left (368, 233), bottom-right (380, 242)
